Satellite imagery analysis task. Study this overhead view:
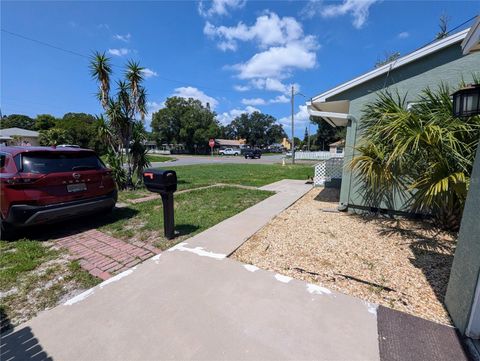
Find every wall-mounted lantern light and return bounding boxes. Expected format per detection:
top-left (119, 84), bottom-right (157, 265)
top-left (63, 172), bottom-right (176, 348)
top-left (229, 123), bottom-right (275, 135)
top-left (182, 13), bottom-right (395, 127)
top-left (452, 84), bottom-right (480, 117)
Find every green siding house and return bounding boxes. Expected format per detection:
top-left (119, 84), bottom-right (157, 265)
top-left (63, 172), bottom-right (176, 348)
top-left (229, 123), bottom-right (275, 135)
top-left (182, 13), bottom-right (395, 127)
top-left (308, 18), bottom-right (480, 348)
top-left (307, 28), bottom-right (480, 215)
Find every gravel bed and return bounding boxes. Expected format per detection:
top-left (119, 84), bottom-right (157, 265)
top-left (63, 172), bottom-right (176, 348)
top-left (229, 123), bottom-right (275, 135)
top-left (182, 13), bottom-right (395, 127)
top-left (232, 187), bottom-right (456, 325)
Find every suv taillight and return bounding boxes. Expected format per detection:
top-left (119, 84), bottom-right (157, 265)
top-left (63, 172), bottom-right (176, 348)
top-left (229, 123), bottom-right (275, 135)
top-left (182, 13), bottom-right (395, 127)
top-left (4, 173), bottom-right (45, 187)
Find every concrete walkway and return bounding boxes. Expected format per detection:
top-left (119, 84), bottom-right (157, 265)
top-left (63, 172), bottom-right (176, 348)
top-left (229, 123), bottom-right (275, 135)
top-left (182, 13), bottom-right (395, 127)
top-left (2, 180), bottom-right (383, 360)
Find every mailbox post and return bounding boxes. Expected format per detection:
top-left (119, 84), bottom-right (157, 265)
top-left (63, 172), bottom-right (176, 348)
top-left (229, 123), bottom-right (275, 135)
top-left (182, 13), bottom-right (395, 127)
top-left (143, 169), bottom-right (177, 239)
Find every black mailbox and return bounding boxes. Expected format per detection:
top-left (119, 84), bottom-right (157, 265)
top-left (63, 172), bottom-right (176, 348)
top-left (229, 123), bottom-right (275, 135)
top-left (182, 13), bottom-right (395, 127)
top-left (143, 169), bottom-right (177, 193)
top-left (143, 169), bottom-right (177, 239)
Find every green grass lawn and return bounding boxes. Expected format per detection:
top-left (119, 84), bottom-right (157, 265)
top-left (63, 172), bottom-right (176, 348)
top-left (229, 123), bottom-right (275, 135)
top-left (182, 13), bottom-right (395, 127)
top-left (147, 154), bottom-right (175, 163)
top-left (100, 154), bottom-right (175, 165)
top-left (1, 163), bottom-right (306, 326)
top-left (164, 163), bottom-right (313, 191)
top-left (101, 186), bottom-right (273, 249)
top-left (0, 239), bottom-right (99, 328)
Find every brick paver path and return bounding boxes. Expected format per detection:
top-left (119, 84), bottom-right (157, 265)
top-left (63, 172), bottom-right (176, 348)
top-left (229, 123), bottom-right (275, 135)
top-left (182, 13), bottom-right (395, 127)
top-left (55, 229), bottom-right (161, 280)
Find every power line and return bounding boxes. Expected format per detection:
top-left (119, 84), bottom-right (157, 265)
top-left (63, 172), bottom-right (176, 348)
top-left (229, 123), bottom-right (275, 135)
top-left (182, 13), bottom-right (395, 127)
top-left (0, 28), bottom-right (268, 96)
top-left (1, 28), bottom-right (90, 59)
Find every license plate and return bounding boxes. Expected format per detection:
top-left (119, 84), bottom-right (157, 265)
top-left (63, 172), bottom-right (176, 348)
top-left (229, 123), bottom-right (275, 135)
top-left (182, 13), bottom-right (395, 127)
top-left (67, 183), bottom-right (87, 193)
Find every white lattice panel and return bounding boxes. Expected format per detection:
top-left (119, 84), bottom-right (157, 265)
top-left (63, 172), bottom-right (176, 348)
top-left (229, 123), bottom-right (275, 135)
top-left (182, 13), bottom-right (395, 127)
top-left (314, 158), bottom-right (344, 186)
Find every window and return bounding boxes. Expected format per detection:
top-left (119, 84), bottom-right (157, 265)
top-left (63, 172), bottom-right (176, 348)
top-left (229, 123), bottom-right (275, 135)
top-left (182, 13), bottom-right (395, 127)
top-left (336, 147), bottom-right (344, 154)
top-left (21, 152), bottom-right (105, 174)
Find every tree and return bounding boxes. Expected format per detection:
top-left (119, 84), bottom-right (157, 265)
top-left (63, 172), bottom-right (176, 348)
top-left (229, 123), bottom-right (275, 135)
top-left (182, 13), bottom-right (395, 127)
top-left (39, 128), bottom-right (72, 146)
top-left (310, 117), bottom-right (344, 150)
top-left (436, 14), bottom-right (449, 40)
top-left (375, 51), bottom-right (401, 68)
top-left (1, 114), bottom-right (35, 130)
top-left (55, 112), bottom-right (103, 152)
top-left (220, 124), bottom-right (236, 139)
top-left (350, 84), bottom-right (480, 230)
top-left (151, 97), bottom-right (220, 153)
top-left (227, 111), bottom-right (286, 147)
top-left (90, 52), bottom-right (149, 189)
top-left (34, 114), bottom-right (57, 131)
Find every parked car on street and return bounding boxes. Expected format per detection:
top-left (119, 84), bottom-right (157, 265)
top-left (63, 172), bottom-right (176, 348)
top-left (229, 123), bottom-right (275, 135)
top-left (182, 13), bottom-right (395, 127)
top-left (244, 149), bottom-right (262, 159)
top-left (0, 146), bottom-right (117, 238)
top-left (219, 148), bottom-right (240, 156)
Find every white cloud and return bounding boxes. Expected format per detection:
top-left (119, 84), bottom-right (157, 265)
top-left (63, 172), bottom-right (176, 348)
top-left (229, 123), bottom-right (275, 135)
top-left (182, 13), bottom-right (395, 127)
top-left (204, 12), bottom-right (306, 51)
top-left (113, 33), bottom-right (132, 42)
top-left (234, 40), bottom-right (317, 79)
top-left (217, 106), bottom-right (259, 125)
top-left (172, 86), bottom-right (218, 109)
top-left (321, 0), bottom-right (379, 29)
top-left (299, 0), bottom-right (322, 19)
top-left (234, 84), bottom-right (250, 92)
top-left (278, 105), bottom-right (311, 129)
top-left (270, 95), bottom-right (289, 104)
top-left (397, 31), bottom-right (409, 39)
top-left (147, 101), bottom-right (164, 114)
top-left (207, 12), bottom-right (318, 86)
top-left (107, 48), bottom-right (130, 57)
top-left (141, 68), bottom-right (158, 78)
top-left (198, 0), bottom-right (245, 17)
top-left (241, 98), bottom-right (266, 106)
top-left (249, 78), bottom-right (298, 94)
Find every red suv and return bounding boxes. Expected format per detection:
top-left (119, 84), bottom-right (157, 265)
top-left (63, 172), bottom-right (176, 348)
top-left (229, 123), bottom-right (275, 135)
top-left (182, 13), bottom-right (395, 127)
top-left (0, 146), bottom-right (117, 237)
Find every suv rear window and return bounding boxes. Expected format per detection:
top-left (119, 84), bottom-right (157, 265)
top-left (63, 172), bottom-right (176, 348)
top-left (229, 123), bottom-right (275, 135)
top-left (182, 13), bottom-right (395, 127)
top-left (21, 152), bottom-right (105, 174)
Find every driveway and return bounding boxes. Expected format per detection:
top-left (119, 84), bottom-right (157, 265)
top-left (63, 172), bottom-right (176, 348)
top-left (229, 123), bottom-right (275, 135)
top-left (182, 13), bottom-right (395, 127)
top-left (2, 180), bottom-right (469, 361)
top-left (153, 154), bottom-right (284, 167)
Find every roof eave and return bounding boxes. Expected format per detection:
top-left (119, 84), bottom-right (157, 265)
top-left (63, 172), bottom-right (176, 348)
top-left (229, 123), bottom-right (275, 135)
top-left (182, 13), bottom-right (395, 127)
top-left (312, 28), bottom-right (470, 103)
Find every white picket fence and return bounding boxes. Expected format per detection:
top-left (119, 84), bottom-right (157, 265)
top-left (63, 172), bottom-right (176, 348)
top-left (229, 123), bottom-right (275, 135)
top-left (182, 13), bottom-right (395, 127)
top-left (294, 151), bottom-right (344, 160)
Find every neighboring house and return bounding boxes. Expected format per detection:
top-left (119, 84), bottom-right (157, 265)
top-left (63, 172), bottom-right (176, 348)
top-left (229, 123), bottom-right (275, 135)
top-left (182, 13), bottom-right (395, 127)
top-left (0, 127), bottom-right (40, 146)
top-left (446, 16), bottom-right (480, 345)
top-left (215, 138), bottom-right (247, 150)
top-left (281, 137), bottom-right (291, 150)
top-left (307, 28), bottom-right (480, 214)
top-left (145, 141), bottom-right (158, 152)
top-left (329, 139), bottom-right (345, 154)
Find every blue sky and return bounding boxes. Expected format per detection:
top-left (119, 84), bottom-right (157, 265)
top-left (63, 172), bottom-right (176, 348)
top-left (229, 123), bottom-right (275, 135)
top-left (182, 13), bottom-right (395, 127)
top-left (2, 0), bottom-right (479, 137)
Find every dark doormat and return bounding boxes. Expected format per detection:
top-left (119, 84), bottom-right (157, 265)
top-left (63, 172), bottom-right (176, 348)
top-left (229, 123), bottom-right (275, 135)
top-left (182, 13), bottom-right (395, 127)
top-left (377, 306), bottom-right (471, 361)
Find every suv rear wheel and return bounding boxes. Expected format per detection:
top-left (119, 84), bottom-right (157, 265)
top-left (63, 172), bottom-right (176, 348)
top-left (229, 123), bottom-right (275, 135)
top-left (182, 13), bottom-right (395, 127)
top-left (0, 220), bottom-right (13, 240)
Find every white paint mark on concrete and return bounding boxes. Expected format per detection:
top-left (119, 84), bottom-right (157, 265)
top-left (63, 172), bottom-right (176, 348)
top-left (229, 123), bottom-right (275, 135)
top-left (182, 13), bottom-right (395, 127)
top-left (365, 302), bottom-right (378, 316)
top-left (168, 242), bottom-right (226, 260)
top-left (243, 264), bottom-right (259, 272)
top-left (64, 289), bottom-right (94, 306)
top-left (151, 254), bottom-right (162, 264)
top-left (99, 269), bottom-right (134, 289)
top-left (275, 274), bottom-right (293, 283)
top-left (307, 283), bottom-right (332, 295)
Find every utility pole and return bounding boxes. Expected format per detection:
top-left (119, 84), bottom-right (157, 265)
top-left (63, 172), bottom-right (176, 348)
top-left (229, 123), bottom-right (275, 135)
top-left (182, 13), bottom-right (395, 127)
top-left (291, 85), bottom-right (295, 164)
top-left (308, 122), bottom-right (311, 151)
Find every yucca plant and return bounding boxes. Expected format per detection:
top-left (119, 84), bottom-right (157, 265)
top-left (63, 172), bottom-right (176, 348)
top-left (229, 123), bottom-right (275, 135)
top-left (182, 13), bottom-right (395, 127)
top-left (90, 53), bottom-right (149, 189)
top-left (350, 82), bottom-right (480, 230)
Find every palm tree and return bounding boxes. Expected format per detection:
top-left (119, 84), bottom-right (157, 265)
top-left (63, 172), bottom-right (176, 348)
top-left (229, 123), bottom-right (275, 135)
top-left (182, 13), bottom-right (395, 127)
top-left (350, 83), bottom-right (480, 230)
top-left (90, 52), bottom-right (112, 109)
top-left (90, 54), bottom-right (150, 189)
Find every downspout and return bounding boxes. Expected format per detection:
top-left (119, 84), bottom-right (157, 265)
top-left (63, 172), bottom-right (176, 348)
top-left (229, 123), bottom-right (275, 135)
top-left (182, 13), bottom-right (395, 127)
top-left (338, 115), bottom-right (358, 212)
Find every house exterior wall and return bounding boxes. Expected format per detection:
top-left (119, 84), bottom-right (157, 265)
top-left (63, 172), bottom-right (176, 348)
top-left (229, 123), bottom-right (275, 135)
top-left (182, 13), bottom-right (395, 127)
top-left (325, 43), bottom-right (480, 212)
top-left (9, 136), bottom-right (40, 146)
top-left (445, 143), bottom-right (480, 335)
